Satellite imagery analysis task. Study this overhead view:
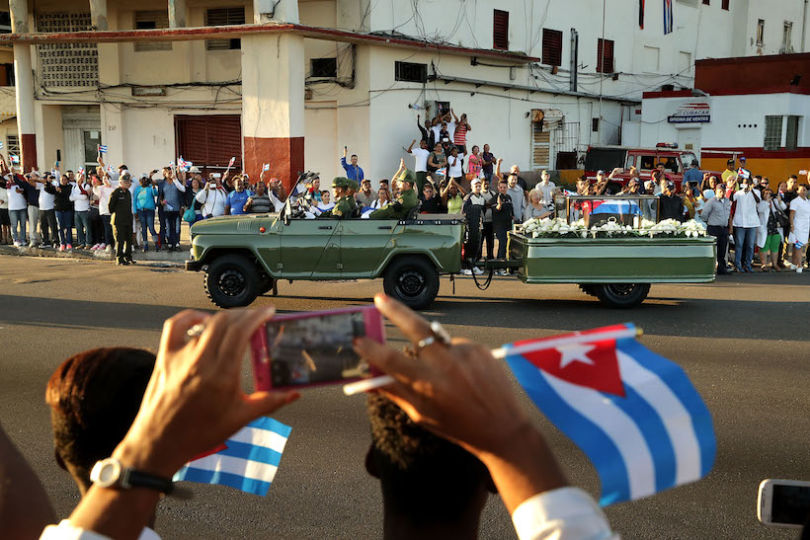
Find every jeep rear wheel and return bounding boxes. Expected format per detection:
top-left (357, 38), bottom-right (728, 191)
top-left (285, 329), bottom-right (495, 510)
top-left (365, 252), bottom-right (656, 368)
top-left (204, 254), bottom-right (260, 309)
top-left (594, 283), bottom-right (650, 308)
top-left (383, 257), bottom-right (440, 310)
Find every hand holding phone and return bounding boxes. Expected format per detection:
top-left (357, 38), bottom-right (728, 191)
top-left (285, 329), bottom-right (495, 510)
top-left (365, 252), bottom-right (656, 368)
top-left (251, 306), bottom-right (385, 390)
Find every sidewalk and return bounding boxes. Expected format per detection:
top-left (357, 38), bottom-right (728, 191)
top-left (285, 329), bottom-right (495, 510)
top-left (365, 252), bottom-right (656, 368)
top-left (0, 244), bottom-right (189, 265)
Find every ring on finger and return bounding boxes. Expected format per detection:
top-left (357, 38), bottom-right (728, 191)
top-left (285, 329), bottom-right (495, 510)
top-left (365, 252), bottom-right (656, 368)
top-left (414, 321), bottom-right (452, 354)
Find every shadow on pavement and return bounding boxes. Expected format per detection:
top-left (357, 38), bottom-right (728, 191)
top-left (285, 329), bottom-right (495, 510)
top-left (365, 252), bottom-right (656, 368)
top-left (0, 294), bottom-right (208, 331)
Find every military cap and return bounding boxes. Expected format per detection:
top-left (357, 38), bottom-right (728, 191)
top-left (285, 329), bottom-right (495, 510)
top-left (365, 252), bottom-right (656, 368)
top-left (399, 169), bottom-right (416, 186)
top-left (331, 176), bottom-right (349, 188)
top-left (348, 179), bottom-right (359, 191)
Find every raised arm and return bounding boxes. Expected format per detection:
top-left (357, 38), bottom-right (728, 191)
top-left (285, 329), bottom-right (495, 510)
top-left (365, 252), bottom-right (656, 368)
top-left (407, 139), bottom-right (416, 153)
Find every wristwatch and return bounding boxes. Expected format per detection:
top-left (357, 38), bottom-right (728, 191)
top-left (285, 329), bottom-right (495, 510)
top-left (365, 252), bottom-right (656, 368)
top-left (90, 458), bottom-right (175, 495)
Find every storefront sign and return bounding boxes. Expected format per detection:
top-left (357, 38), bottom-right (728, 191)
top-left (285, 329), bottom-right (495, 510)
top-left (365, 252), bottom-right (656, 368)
top-left (667, 101), bottom-right (710, 124)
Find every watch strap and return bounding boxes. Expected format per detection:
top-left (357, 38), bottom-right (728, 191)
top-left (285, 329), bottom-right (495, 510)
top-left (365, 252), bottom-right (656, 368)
top-left (123, 468), bottom-right (175, 495)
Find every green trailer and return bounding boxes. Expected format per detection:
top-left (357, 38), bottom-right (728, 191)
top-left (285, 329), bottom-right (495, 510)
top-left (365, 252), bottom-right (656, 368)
top-left (503, 232), bottom-right (717, 308)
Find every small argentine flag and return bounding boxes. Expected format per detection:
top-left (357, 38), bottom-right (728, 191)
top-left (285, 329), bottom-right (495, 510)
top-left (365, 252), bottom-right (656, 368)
top-left (173, 417), bottom-right (292, 496)
top-left (504, 323), bottom-right (715, 506)
top-left (98, 144), bottom-right (108, 154)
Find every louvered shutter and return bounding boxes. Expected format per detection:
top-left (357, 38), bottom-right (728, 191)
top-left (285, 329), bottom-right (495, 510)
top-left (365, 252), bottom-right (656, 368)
top-left (175, 115), bottom-right (242, 171)
top-left (542, 29), bottom-right (563, 66)
top-left (493, 10), bottom-right (509, 50)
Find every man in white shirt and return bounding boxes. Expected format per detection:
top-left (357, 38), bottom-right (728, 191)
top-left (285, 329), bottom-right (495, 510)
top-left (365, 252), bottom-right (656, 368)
top-left (6, 174), bottom-right (28, 246)
top-left (535, 170), bottom-right (556, 206)
top-left (93, 173), bottom-right (118, 251)
top-left (71, 175), bottom-right (93, 248)
top-left (407, 139), bottom-right (431, 192)
top-left (732, 179), bottom-right (761, 272)
top-left (788, 185), bottom-right (810, 273)
top-left (37, 173), bottom-right (58, 247)
top-left (195, 173), bottom-right (227, 218)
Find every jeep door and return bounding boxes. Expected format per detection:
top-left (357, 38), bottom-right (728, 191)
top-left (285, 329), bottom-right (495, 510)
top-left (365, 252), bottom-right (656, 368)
top-left (337, 219), bottom-right (399, 278)
top-left (278, 219), bottom-right (341, 279)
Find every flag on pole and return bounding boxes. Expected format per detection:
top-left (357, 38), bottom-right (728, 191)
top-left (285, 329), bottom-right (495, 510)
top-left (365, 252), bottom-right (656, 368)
top-left (98, 144), bottom-right (108, 154)
top-left (77, 167), bottom-right (85, 177)
top-left (262, 163), bottom-right (270, 172)
top-left (0, 141), bottom-right (4, 149)
top-left (173, 417), bottom-right (292, 496)
top-left (9, 154), bottom-right (19, 164)
top-left (503, 323), bottom-right (715, 506)
top-left (178, 157), bottom-right (187, 168)
top-left (663, 0), bottom-right (674, 34)
top-left (639, 0), bottom-right (645, 29)
top-left (228, 157), bottom-right (236, 168)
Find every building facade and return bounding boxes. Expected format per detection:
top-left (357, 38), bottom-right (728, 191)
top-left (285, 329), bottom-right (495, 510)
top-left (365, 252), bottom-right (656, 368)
top-left (640, 52), bottom-right (810, 183)
top-left (3, 0), bottom-right (809, 186)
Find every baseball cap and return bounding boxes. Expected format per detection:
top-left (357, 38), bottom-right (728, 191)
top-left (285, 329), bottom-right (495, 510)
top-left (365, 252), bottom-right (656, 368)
top-left (739, 156), bottom-right (746, 161)
top-left (471, 178), bottom-right (482, 185)
top-left (597, 170), bottom-right (605, 175)
top-left (727, 159), bottom-right (735, 165)
top-left (189, 166), bottom-right (201, 174)
top-left (666, 181), bottom-right (675, 190)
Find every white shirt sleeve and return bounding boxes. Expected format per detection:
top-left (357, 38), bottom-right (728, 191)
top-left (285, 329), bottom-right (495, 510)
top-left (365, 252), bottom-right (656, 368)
top-left (40, 520), bottom-right (112, 540)
top-left (511, 487), bottom-right (617, 540)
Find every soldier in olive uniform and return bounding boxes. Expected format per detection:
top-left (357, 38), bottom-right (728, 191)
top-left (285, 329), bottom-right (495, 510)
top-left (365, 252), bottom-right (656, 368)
top-left (108, 173), bottom-right (135, 265)
top-left (319, 177), bottom-right (356, 219)
top-left (369, 159), bottom-right (419, 220)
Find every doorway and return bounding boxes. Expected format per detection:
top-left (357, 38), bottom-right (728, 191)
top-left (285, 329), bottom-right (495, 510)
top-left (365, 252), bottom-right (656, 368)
top-left (62, 106), bottom-right (101, 172)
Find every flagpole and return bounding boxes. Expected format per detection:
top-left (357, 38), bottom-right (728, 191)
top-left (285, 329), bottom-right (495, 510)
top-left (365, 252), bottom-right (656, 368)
top-left (343, 325), bottom-right (643, 396)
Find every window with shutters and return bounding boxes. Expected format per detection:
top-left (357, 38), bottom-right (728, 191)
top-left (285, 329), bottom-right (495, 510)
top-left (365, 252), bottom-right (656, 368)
top-left (596, 38), bottom-right (614, 73)
top-left (175, 115), bottom-right (242, 170)
top-left (134, 11), bottom-right (172, 52)
top-left (0, 63), bottom-right (13, 86)
top-left (702, 0), bottom-right (710, 4)
top-left (493, 10), bottom-right (509, 50)
top-left (721, 0), bottom-right (729, 9)
top-left (206, 7), bottom-right (245, 51)
top-left (542, 29), bottom-right (563, 66)
top-left (394, 61), bottom-right (427, 83)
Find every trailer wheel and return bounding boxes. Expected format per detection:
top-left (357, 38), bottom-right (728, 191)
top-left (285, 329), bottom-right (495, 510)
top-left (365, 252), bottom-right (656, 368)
top-left (204, 254), bottom-right (260, 309)
top-left (383, 256), bottom-right (440, 310)
top-left (594, 283), bottom-right (650, 308)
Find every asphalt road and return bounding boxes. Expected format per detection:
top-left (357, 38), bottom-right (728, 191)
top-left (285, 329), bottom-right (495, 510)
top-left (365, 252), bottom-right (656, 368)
top-left (1, 256), bottom-right (809, 539)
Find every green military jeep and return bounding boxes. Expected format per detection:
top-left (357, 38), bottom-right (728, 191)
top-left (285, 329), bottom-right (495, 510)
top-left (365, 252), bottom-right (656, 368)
top-left (185, 211), bottom-right (464, 310)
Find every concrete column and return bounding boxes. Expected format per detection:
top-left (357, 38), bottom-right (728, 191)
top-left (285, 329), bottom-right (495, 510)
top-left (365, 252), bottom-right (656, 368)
top-left (241, 33), bottom-right (305, 189)
top-left (10, 0), bottom-right (36, 171)
top-left (89, 0), bottom-right (108, 31)
top-left (168, 0), bottom-right (187, 28)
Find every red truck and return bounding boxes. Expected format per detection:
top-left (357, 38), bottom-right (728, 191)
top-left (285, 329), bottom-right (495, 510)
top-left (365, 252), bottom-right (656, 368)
top-left (583, 144), bottom-right (721, 189)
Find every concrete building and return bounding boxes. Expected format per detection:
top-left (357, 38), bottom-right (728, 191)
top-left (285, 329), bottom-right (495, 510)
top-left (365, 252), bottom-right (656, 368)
top-left (2, 0), bottom-right (809, 187)
top-left (640, 52), bottom-right (810, 183)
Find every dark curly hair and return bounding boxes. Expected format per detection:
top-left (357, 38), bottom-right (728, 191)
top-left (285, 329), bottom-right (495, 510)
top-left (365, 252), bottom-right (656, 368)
top-left (366, 394), bottom-right (492, 525)
top-left (45, 348), bottom-right (155, 490)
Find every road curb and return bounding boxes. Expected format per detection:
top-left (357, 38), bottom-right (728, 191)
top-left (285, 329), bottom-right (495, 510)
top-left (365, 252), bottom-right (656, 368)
top-left (0, 245), bottom-right (187, 266)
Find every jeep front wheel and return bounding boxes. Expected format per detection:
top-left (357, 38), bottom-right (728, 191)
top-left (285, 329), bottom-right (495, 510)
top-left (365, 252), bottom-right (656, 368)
top-left (204, 254), bottom-right (260, 309)
top-left (383, 257), bottom-right (440, 310)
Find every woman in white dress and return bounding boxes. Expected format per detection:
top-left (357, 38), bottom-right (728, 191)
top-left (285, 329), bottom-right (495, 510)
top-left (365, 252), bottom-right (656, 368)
top-left (788, 185), bottom-right (810, 272)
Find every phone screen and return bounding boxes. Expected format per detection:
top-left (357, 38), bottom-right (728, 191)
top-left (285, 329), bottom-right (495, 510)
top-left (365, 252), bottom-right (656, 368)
top-left (251, 306), bottom-right (385, 390)
top-left (772, 484), bottom-right (810, 525)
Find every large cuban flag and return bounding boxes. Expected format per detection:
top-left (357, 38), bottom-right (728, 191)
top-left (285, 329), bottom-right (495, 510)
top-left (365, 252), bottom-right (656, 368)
top-left (504, 323), bottom-right (715, 506)
top-left (173, 416), bottom-right (292, 496)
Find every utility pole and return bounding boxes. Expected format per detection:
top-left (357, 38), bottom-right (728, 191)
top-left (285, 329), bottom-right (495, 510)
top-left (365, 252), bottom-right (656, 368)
top-left (569, 28), bottom-right (578, 92)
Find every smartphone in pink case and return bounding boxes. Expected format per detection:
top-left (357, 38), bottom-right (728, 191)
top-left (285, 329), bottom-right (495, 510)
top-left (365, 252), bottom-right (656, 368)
top-left (250, 306), bottom-right (386, 391)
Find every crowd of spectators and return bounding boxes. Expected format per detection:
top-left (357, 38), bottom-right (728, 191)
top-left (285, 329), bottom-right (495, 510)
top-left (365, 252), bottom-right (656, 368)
top-left (0, 121), bottom-right (807, 273)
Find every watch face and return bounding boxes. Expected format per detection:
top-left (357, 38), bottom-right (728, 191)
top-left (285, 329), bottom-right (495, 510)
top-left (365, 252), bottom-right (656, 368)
top-left (92, 459), bottom-right (121, 488)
